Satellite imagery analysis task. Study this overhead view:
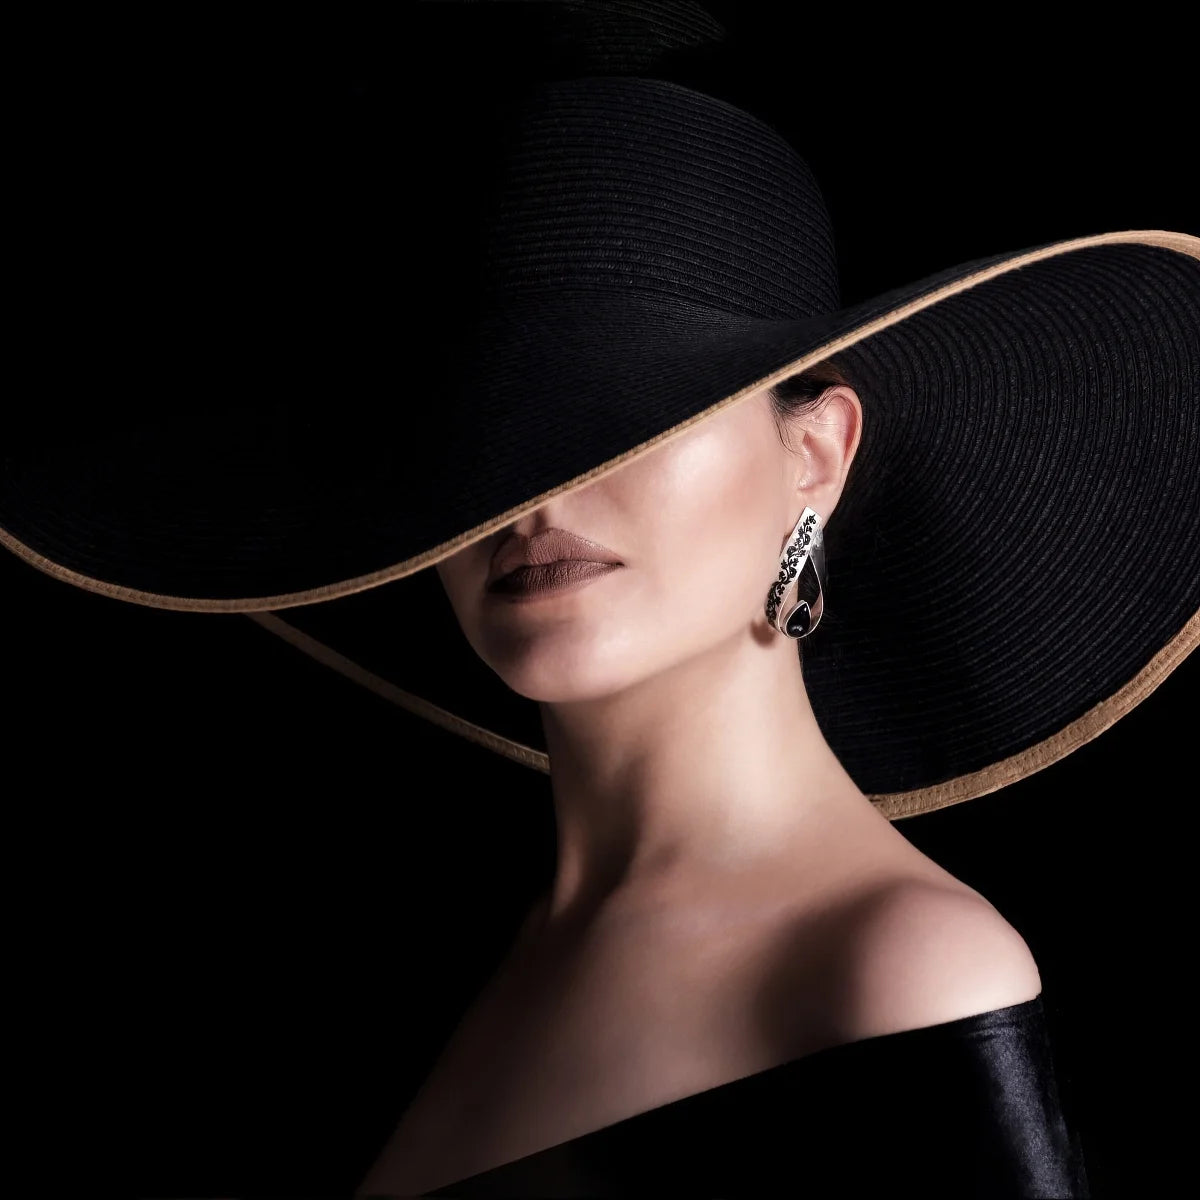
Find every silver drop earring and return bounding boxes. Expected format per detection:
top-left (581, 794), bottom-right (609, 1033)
top-left (765, 506), bottom-right (826, 639)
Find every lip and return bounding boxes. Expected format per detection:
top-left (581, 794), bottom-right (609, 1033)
top-left (489, 559), bottom-right (623, 601)
top-left (488, 527), bottom-right (624, 589)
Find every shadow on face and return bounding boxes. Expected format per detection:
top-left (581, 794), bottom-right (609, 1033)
top-left (434, 385), bottom-right (860, 703)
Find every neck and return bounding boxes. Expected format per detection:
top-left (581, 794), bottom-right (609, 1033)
top-left (534, 626), bottom-right (880, 932)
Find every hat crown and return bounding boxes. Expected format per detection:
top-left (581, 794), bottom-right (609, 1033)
top-left (471, 76), bottom-right (840, 320)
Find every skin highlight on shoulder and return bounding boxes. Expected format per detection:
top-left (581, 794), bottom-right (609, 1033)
top-left (835, 880), bottom-right (1043, 1041)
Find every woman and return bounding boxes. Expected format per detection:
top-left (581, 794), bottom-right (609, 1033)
top-left (356, 355), bottom-right (1053, 1194)
top-left (3, 71), bottom-right (1196, 1196)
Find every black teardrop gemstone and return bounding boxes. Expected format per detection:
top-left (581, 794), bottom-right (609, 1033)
top-left (785, 602), bottom-right (811, 638)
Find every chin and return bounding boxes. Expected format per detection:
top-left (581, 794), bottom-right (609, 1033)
top-left (501, 667), bottom-right (631, 705)
top-left (491, 646), bottom-right (643, 705)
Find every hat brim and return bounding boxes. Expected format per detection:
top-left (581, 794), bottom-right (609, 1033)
top-left (3, 230), bottom-right (1199, 816)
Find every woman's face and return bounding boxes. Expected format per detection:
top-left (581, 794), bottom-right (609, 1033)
top-left (434, 386), bottom-right (859, 703)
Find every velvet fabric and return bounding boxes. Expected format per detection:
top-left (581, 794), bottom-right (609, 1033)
top-left (423, 994), bottom-right (1088, 1197)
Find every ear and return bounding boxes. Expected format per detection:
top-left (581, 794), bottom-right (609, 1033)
top-left (786, 386), bottom-right (863, 524)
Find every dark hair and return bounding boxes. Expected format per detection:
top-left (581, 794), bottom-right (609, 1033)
top-left (767, 354), bottom-right (855, 449)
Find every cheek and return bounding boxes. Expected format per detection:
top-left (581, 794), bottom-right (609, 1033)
top-left (434, 552), bottom-right (489, 645)
top-left (432, 403), bottom-right (790, 701)
top-left (627, 422), bottom-right (786, 640)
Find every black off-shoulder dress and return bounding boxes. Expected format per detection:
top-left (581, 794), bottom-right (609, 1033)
top-left (420, 994), bottom-right (1089, 1197)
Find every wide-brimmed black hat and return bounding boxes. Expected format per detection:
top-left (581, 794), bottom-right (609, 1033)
top-left (2, 72), bottom-right (1198, 820)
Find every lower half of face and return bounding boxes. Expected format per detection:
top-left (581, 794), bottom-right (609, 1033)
top-left (434, 392), bottom-right (796, 703)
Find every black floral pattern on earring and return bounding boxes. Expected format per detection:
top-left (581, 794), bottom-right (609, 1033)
top-left (765, 510), bottom-right (819, 633)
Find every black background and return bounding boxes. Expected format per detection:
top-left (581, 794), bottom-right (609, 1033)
top-left (8, 5), bottom-right (1197, 1197)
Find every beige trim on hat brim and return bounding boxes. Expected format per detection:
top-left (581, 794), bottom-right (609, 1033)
top-left (2, 228), bottom-right (1198, 820)
top-left (3, 229), bottom-right (1196, 614)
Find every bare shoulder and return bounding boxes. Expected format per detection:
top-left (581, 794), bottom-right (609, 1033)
top-left (835, 878), bottom-right (1043, 1039)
